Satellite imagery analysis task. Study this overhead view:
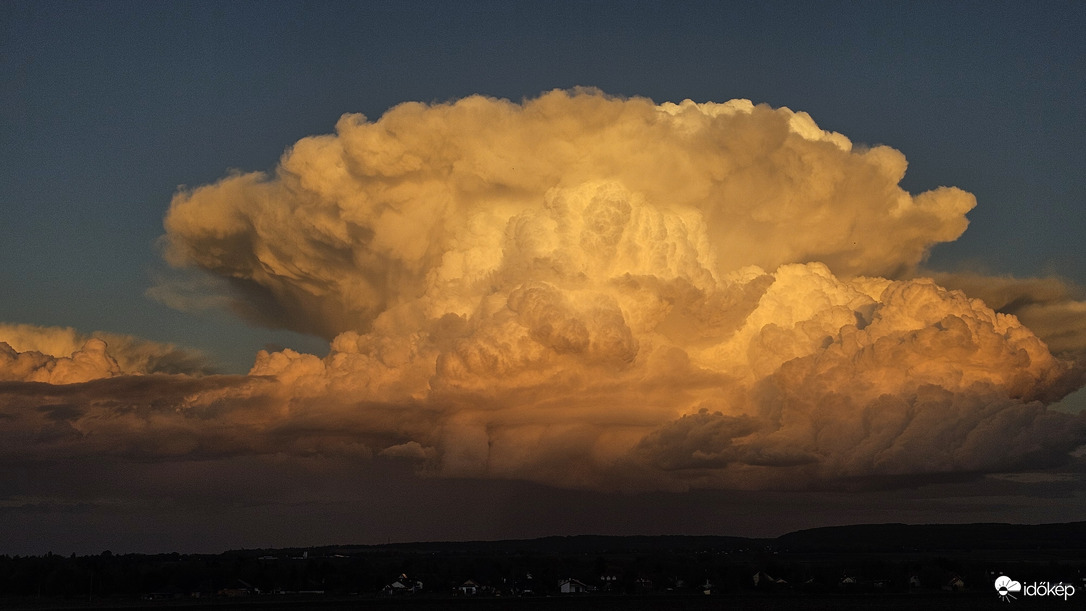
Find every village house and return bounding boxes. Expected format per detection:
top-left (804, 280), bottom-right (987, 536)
top-left (382, 573), bottom-right (423, 595)
top-left (559, 578), bottom-right (591, 594)
top-left (457, 580), bottom-right (482, 596)
top-left (218, 579), bottom-right (258, 597)
top-left (943, 575), bottom-right (965, 592)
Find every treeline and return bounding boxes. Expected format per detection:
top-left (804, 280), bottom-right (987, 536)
top-left (0, 550), bottom-right (389, 598)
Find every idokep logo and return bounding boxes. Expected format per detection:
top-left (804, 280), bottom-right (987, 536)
top-left (995, 576), bottom-right (1022, 602)
top-left (995, 575), bottom-right (1076, 602)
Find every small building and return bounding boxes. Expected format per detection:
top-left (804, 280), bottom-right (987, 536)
top-left (219, 579), bottom-right (257, 597)
top-left (382, 574), bottom-right (423, 595)
top-left (943, 575), bottom-right (965, 592)
top-left (754, 571), bottom-right (787, 587)
top-left (559, 578), bottom-right (590, 594)
top-left (458, 580), bottom-right (481, 596)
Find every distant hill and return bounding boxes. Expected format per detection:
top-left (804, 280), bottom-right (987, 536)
top-left (236, 521), bottom-right (1086, 557)
top-left (242, 533), bottom-right (769, 558)
top-left (773, 521), bottom-right (1086, 553)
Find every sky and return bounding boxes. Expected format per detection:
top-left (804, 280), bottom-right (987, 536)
top-left (1, 1), bottom-right (1084, 555)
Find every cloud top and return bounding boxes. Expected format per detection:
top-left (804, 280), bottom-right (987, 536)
top-left (161, 90), bottom-right (975, 338)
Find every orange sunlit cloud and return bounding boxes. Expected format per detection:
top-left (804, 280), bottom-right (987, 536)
top-left (3, 90), bottom-right (1085, 496)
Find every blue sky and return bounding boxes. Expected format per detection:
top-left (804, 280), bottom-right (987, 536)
top-left (3, 1), bottom-right (1082, 372)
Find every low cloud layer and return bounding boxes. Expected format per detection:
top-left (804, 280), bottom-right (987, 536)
top-left (3, 90), bottom-right (1084, 500)
top-left (0, 323), bottom-right (215, 381)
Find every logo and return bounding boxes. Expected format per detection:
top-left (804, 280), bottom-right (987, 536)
top-left (994, 576), bottom-right (1021, 602)
top-left (995, 575), bottom-right (1075, 602)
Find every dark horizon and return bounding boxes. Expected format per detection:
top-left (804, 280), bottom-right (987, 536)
top-left (3, 522), bottom-right (1083, 609)
top-left (8, 519), bottom-right (1086, 558)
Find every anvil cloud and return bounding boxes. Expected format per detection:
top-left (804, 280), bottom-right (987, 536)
top-left (3, 90), bottom-right (1085, 498)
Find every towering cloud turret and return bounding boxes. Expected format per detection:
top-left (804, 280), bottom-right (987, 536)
top-left (162, 90), bottom-right (976, 337)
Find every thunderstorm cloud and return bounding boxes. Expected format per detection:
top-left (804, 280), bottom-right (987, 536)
top-left (4, 90), bottom-right (1085, 496)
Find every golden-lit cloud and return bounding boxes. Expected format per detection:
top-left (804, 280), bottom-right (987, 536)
top-left (0, 323), bottom-right (215, 378)
top-left (927, 272), bottom-right (1086, 359)
top-left (0, 337), bottom-right (120, 384)
top-left (160, 90), bottom-right (975, 337)
top-left (3, 90), bottom-right (1084, 496)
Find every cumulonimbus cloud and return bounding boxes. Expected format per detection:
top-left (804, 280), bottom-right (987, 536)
top-left (160, 90), bottom-right (976, 338)
top-left (3, 90), bottom-right (1084, 494)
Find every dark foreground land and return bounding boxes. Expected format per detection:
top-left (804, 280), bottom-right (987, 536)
top-left (2, 523), bottom-right (1084, 610)
top-left (0, 593), bottom-right (1047, 611)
